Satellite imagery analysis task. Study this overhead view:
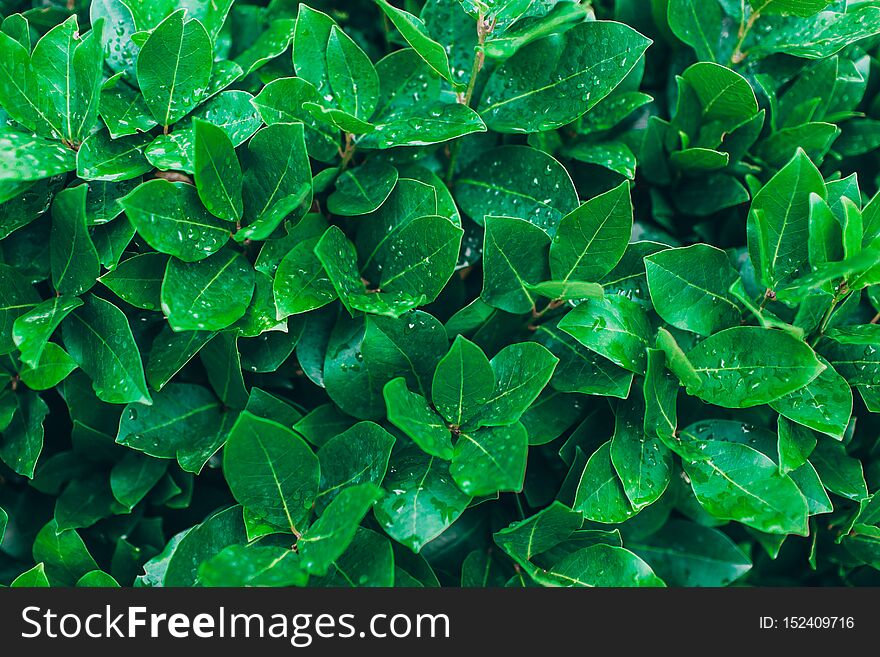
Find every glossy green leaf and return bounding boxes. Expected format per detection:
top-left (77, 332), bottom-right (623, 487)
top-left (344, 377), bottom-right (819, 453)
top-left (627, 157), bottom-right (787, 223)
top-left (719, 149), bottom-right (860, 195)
top-left (193, 118), bottom-right (243, 222)
top-left (374, 445), bottom-right (471, 552)
top-left (121, 179), bottom-right (230, 262)
top-left (451, 422), bottom-right (528, 496)
top-left (683, 441), bottom-right (809, 535)
top-left (455, 146), bottom-right (578, 233)
top-left (223, 411), bottom-right (319, 533)
top-left (62, 294), bottom-right (151, 405)
top-left (432, 335), bottom-right (495, 428)
top-left (240, 123), bottom-right (312, 242)
top-left (748, 150), bottom-right (825, 288)
top-left (683, 327), bottom-right (825, 408)
top-left (542, 544), bottom-right (664, 587)
top-left (481, 215), bottom-right (550, 313)
top-left (327, 161), bottom-right (398, 216)
top-left (376, 0), bottom-right (456, 84)
top-left (161, 248), bottom-right (255, 331)
top-left (574, 442), bottom-right (635, 523)
top-left (117, 383), bottom-right (232, 473)
top-left (550, 181), bottom-right (633, 283)
top-left (384, 378), bottom-right (452, 459)
top-left (479, 21), bottom-right (651, 133)
top-left (299, 483), bottom-right (383, 575)
top-left (199, 544), bottom-right (307, 587)
top-left (137, 10), bottom-right (212, 128)
top-left (317, 421), bottom-right (394, 511)
top-left (558, 295), bottom-right (651, 374)
top-left (629, 520), bottom-right (751, 587)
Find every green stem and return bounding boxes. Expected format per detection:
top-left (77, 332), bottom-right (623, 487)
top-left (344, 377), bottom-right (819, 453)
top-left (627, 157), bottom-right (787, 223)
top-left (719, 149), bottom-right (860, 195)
top-left (730, 6), bottom-right (759, 65)
top-left (339, 133), bottom-right (356, 171)
top-left (810, 286), bottom-right (851, 346)
top-left (445, 15), bottom-right (493, 185)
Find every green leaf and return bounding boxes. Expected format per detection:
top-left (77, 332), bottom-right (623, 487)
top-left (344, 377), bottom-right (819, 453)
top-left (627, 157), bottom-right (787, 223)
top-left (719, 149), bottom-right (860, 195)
top-left (0, 32), bottom-right (57, 138)
top-left (273, 236), bottom-right (337, 318)
top-left (384, 377), bottom-right (453, 459)
top-left (376, 0), bottom-right (456, 84)
top-left (451, 422), bottom-right (528, 496)
top-left (117, 383), bottom-right (232, 474)
top-left (145, 327), bottom-right (214, 391)
top-left (240, 123), bottom-right (312, 242)
top-left (770, 355), bottom-right (852, 439)
top-left (610, 396), bottom-right (672, 510)
top-left (164, 506), bottom-right (247, 586)
top-left (643, 348), bottom-right (679, 448)
top-left (99, 253), bottom-right (167, 311)
top-left (32, 520), bottom-right (98, 585)
top-left (110, 451), bottom-right (168, 510)
top-left (683, 441), bottom-right (809, 535)
top-left (821, 325), bottom-right (880, 386)
top-left (667, 0), bottom-right (722, 62)
top-left (299, 483), bottom-right (383, 575)
top-left (77, 130), bottom-right (152, 182)
top-left (550, 181), bottom-right (633, 283)
top-left (810, 439), bottom-right (868, 501)
top-left (455, 145), bottom-right (578, 233)
top-left (121, 179), bottom-right (230, 261)
top-left (776, 416), bottom-right (817, 475)
top-left (374, 445), bottom-right (471, 552)
top-left (432, 335), bottom-right (495, 428)
top-left (193, 118), bottom-right (243, 222)
top-left (542, 544), bottom-right (665, 587)
top-left (749, 0), bottom-right (831, 17)
top-left (363, 312), bottom-right (448, 397)
top-left (479, 342), bottom-right (558, 426)
top-left (481, 215), bottom-right (551, 313)
top-left (683, 327), bottom-right (825, 408)
top-left (0, 264), bottom-right (40, 355)
top-left (629, 520), bottom-right (751, 587)
top-left (316, 225), bottom-right (425, 318)
top-left (360, 102), bottom-right (487, 149)
top-left (0, 388), bottom-right (48, 478)
top-left (574, 442), bottom-right (636, 523)
top-left (137, 10), bottom-right (212, 128)
top-left (327, 161), bottom-right (398, 217)
top-left (681, 62), bottom-right (759, 129)
top-left (0, 131), bottom-right (76, 182)
top-left (645, 244), bottom-right (741, 336)
top-left (317, 421), bottom-right (394, 511)
top-left (748, 149), bottom-right (825, 288)
top-left (30, 16), bottom-right (104, 144)
top-left (99, 74), bottom-right (157, 138)
top-left (12, 295), bottom-right (82, 368)
top-left (313, 527), bottom-right (394, 586)
top-left (62, 294), bottom-right (151, 405)
top-left (223, 411), bottom-right (319, 533)
top-left (11, 563), bottom-right (50, 587)
top-left (558, 295), bottom-right (651, 374)
top-left (534, 321), bottom-right (634, 398)
top-left (326, 26), bottom-right (379, 119)
top-left (199, 544), bottom-right (307, 587)
top-left (161, 248), bottom-right (255, 331)
top-left (251, 76), bottom-right (338, 162)
top-left (19, 342), bottom-right (78, 390)
top-left (494, 501), bottom-right (582, 571)
top-left (90, 0), bottom-right (138, 77)
top-left (479, 21), bottom-right (651, 133)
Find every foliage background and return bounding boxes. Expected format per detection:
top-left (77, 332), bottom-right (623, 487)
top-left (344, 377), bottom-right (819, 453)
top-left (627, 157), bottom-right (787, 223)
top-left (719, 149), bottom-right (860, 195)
top-left (1, 0), bottom-right (880, 587)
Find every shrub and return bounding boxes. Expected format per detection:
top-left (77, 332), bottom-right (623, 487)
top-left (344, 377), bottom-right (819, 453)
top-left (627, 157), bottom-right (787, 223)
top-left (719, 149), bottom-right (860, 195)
top-left (1, 0), bottom-right (879, 588)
